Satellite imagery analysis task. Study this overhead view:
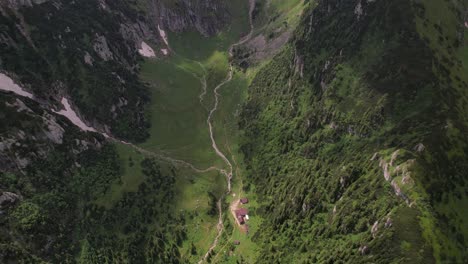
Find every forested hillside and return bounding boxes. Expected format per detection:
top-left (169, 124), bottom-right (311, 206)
top-left (0, 92), bottom-right (187, 263)
top-left (240, 0), bottom-right (468, 263)
top-left (1, 146), bottom-right (185, 263)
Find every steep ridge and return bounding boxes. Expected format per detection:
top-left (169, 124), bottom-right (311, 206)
top-left (240, 0), bottom-right (468, 263)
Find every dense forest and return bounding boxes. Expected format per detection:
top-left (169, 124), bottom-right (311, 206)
top-left (1, 139), bottom-right (185, 263)
top-left (240, 0), bottom-right (468, 263)
top-left (0, 93), bottom-right (185, 263)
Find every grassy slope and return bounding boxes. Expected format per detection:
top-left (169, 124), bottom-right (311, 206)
top-left (139, 57), bottom-right (219, 168)
top-left (119, 0), bottom-right (254, 261)
top-left (239, 0), bottom-right (468, 263)
top-left (138, 0), bottom-right (249, 165)
top-left (253, 0), bottom-right (305, 35)
top-left (204, 1), bottom-right (314, 261)
top-left (412, 0), bottom-right (468, 261)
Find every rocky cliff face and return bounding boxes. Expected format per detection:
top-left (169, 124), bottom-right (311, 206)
top-left (0, 0), bottom-right (157, 142)
top-left (152, 0), bottom-right (230, 36)
top-left (0, 93), bottom-right (103, 172)
top-left (0, 0), bottom-right (50, 9)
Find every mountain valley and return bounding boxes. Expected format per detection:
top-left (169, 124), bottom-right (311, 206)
top-left (1, 0), bottom-right (467, 263)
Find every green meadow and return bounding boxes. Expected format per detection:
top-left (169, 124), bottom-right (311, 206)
top-left (105, 0), bottom-right (257, 261)
top-left (94, 0), bottom-right (311, 261)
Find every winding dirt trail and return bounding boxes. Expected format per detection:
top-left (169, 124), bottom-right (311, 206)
top-left (198, 0), bottom-right (256, 263)
top-left (206, 65), bottom-right (235, 192)
top-left (209, 141), bottom-right (247, 263)
top-left (117, 140), bottom-right (222, 173)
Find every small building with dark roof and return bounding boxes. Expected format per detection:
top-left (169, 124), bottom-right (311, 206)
top-left (240, 198), bottom-right (249, 204)
top-left (235, 208), bottom-right (249, 225)
top-left (236, 208), bottom-right (248, 216)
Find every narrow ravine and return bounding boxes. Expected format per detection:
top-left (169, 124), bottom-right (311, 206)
top-left (198, 0), bottom-right (256, 262)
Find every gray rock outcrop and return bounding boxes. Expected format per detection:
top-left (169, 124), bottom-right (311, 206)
top-left (0, 191), bottom-right (22, 209)
top-left (152, 0), bottom-right (230, 37)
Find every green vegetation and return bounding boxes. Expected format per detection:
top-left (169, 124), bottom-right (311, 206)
top-left (0, 137), bottom-right (187, 263)
top-left (131, 2), bottom-right (258, 262)
top-left (238, 0), bottom-right (468, 263)
top-left (94, 143), bottom-right (147, 208)
top-left (0, 95), bottom-right (190, 263)
top-left (0, 0), bottom-right (150, 142)
top-left (231, 0), bottom-right (308, 70)
top-left (1, 0), bottom-right (254, 262)
top-left (252, 0), bottom-right (305, 34)
top-left (211, 179), bottom-right (263, 263)
top-left (11, 202), bottom-right (45, 231)
top-left (138, 0), bottom-right (250, 168)
top-left (168, 0), bottom-right (250, 61)
top-left (77, 157), bottom-right (183, 263)
top-left (139, 56), bottom-right (220, 168)
top-left (2, 0), bottom-right (467, 263)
